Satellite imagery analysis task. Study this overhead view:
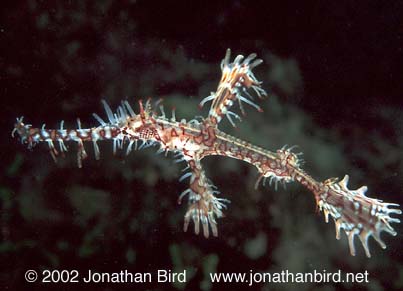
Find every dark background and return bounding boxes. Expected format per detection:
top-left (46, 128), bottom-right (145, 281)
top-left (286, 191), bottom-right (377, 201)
top-left (1, 1), bottom-right (402, 290)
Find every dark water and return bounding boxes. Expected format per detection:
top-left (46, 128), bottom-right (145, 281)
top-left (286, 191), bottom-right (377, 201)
top-left (1, 1), bottom-right (402, 290)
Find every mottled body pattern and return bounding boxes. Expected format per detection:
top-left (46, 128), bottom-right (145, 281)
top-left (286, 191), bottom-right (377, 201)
top-left (13, 49), bottom-right (401, 257)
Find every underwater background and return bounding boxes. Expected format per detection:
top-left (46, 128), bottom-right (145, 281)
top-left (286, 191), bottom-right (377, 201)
top-left (1, 1), bottom-right (402, 290)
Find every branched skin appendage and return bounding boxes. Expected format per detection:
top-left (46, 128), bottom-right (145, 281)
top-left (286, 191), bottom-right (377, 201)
top-left (13, 49), bottom-right (401, 257)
